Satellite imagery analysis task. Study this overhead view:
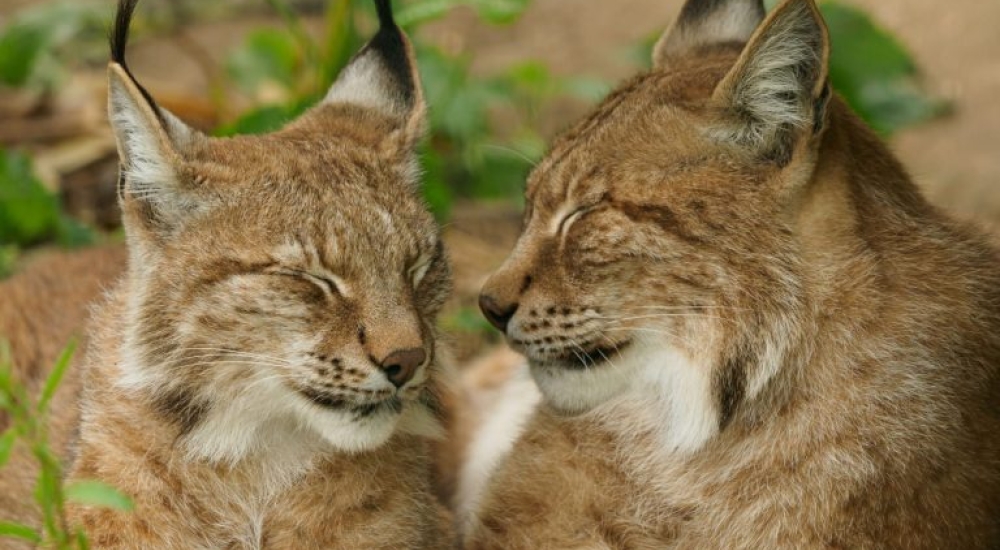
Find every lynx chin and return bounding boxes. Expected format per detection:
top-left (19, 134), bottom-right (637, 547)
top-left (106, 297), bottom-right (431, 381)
top-left (0, 0), bottom-right (456, 547)
top-left (465, 0), bottom-right (1000, 548)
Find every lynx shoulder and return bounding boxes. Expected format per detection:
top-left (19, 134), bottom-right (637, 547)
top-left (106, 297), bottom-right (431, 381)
top-left (467, 0), bottom-right (1000, 548)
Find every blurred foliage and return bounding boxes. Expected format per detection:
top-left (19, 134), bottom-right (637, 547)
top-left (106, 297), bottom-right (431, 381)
top-left (0, 341), bottom-right (134, 548)
top-left (218, 0), bottom-right (607, 218)
top-left (0, 0), bottom-right (948, 273)
top-left (0, 150), bottom-right (94, 249)
top-left (819, 2), bottom-right (949, 135)
top-left (442, 305), bottom-right (497, 339)
top-left (762, 0), bottom-right (947, 135)
top-left (0, 2), bottom-right (109, 91)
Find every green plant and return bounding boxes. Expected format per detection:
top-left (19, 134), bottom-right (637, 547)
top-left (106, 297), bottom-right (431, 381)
top-left (0, 341), bottom-right (133, 549)
top-left (766, 0), bottom-right (946, 135)
top-left (217, 0), bottom-right (606, 218)
top-left (0, 149), bottom-right (94, 249)
top-left (819, 2), bottom-right (948, 135)
top-left (0, 2), bottom-right (109, 91)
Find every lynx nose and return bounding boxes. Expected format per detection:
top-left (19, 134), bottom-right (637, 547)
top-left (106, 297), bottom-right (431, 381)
top-left (379, 348), bottom-right (426, 388)
top-left (479, 294), bottom-right (517, 333)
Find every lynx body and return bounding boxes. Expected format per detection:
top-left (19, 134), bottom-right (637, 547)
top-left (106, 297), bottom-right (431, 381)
top-left (467, 0), bottom-right (1000, 548)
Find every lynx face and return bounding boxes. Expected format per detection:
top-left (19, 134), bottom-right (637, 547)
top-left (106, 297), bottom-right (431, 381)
top-left (109, 0), bottom-right (449, 459)
top-left (481, 0), bottom-right (828, 450)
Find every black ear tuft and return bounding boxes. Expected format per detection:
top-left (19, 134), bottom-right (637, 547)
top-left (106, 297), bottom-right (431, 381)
top-left (109, 0), bottom-right (139, 66)
top-left (373, 0), bottom-right (395, 29)
top-left (323, 0), bottom-right (423, 124)
top-left (109, 0), bottom-right (161, 117)
top-left (366, 0), bottom-right (414, 107)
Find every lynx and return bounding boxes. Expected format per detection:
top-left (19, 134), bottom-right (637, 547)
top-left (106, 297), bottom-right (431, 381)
top-left (466, 0), bottom-right (1000, 548)
top-left (1, 0), bottom-right (455, 547)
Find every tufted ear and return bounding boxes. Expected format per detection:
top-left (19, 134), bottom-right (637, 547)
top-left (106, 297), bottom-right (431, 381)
top-left (323, 0), bottom-right (426, 150)
top-left (108, 0), bottom-right (205, 236)
top-left (653, 0), bottom-right (765, 68)
top-left (709, 0), bottom-right (831, 163)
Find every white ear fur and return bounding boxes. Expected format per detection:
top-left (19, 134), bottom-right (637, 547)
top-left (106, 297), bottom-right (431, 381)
top-left (325, 50), bottom-right (412, 118)
top-left (654, 0), bottom-right (765, 68)
top-left (108, 64), bottom-right (203, 228)
top-left (320, 6), bottom-right (426, 151)
top-left (710, 0), bottom-right (830, 158)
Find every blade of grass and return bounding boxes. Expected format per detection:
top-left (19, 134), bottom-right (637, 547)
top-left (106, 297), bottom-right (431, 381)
top-left (37, 340), bottom-right (76, 415)
top-left (65, 481), bottom-right (134, 512)
top-left (0, 521), bottom-right (41, 543)
top-left (0, 428), bottom-right (17, 468)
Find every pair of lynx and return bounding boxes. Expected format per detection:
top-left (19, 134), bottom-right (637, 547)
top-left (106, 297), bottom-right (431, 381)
top-left (3, 0), bottom-right (1000, 547)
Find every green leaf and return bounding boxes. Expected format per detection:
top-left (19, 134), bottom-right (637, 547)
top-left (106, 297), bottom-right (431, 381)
top-left (0, 149), bottom-right (93, 248)
top-left (820, 2), bottom-right (947, 135)
top-left (0, 21), bottom-right (49, 87)
top-left (473, 0), bottom-right (531, 24)
top-left (38, 340), bottom-right (76, 415)
top-left (0, 149), bottom-right (61, 246)
top-left (0, 428), bottom-right (17, 468)
top-left (226, 29), bottom-right (301, 98)
top-left (0, 521), bottom-right (41, 543)
top-left (65, 480), bottom-right (134, 512)
top-left (0, 245), bottom-right (18, 279)
top-left (0, 3), bottom-right (108, 89)
top-left (396, 0), bottom-right (465, 27)
top-left (214, 101), bottom-right (310, 137)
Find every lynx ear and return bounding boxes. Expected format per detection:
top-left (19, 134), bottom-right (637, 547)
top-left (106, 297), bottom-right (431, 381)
top-left (653, 0), bottom-right (765, 68)
top-left (323, 0), bottom-right (426, 149)
top-left (108, 0), bottom-right (202, 233)
top-left (710, 0), bottom-right (830, 163)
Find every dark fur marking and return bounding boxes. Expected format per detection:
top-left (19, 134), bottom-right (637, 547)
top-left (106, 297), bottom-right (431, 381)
top-left (613, 200), bottom-right (706, 245)
top-left (197, 259), bottom-right (278, 287)
top-left (350, 0), bottom-right (414, 108)
top-left (677, 0), bottom-right (765, 27)
top-left (715, 349), bottom-right (748, 430)
top-left (519, 274), bottom-right (533, 295)
top-left (152, 387), bottom-right (209, 435)
top-left (813, 83), bottom-right (832, 135)
top-left (109, 0), bottom-right (164, 124)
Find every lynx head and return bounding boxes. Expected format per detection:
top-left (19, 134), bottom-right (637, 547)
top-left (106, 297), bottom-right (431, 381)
top-left (108, 0), bottom-right (451, 460)
top-left (481, 0), bottom-right (831, 452)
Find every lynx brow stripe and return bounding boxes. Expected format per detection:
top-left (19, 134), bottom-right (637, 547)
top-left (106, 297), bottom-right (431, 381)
top-left (611, 200), bottom-right (706, 245)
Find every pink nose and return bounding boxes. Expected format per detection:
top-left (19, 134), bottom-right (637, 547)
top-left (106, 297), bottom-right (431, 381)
top-left (378, 347), bottom-right (426, 388)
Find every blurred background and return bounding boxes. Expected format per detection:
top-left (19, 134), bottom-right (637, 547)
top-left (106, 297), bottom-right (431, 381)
top-left (0, 0), bottom-right (998, 364)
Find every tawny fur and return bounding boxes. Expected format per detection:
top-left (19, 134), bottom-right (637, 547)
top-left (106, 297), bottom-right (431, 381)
top-left (0, 0), bottom-right (456, 548)
top-left (465, 0), bottom-right (1000, 548)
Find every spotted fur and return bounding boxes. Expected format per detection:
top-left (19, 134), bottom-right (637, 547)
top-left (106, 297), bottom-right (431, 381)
top-left (466, 0), bottom-right (1000, 548)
